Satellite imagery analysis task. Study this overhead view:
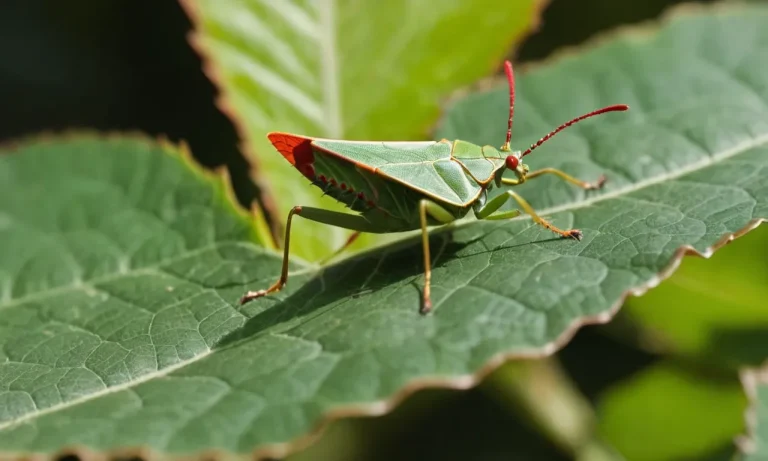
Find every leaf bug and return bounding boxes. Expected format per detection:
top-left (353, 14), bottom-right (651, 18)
top-left (241, 60), bottom-right (629, 314)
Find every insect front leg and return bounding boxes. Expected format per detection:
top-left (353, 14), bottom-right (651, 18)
top-left (418, 199), bottom-right (457, 314)
top-left (474, 191), bottom-right (582, 240)
top-left (240, 207), bottom-right (381, 305)
top-left (473, 192), bottom-right (521, 221)
top-left (515, 168), bottom-right (606, 190)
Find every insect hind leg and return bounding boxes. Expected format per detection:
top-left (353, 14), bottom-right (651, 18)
top-left (240, 207), bottom-right (384, 305)
top-left (418, 199), bottom-right (457, 314)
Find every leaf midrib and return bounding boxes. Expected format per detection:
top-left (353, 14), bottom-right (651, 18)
top-left (319, 0), bottom-right (342, 138)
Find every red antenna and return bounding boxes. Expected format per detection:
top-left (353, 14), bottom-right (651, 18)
top-left (521, 104), bottom-right (629, 157)
top-left (501, 60), bottom-right (515, 152)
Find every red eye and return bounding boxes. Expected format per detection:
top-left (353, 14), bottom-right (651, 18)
top-left (505, 155), bottom-right (519, 170)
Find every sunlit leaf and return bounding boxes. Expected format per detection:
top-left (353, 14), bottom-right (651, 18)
top-left (183, 0), bottom-right (544, 260)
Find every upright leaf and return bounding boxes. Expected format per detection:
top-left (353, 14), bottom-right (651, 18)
top-left (181, 0), bottom-right (544, 260)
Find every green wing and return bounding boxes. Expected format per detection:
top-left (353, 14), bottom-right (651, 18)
top-left (312, 139), bottom-right (482, 206)
top-left (313, 140), bottom-right (448, 167)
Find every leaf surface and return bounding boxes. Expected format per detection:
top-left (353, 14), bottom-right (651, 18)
top-left (3, 4), bottom-right (768, 458)
top-left (182, 0), bottom-right (543, 260)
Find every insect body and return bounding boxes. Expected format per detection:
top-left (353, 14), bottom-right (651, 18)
top-left (241, 60), bottom-right (628, 314)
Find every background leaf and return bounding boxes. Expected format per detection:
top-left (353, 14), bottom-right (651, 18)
top-left (739, 366), bottom-right (768, 461)
top-left (597, 362), bottom-right (746, 461)
top-left (2, 4), bottom-right (768, 458)
top-left (182, 0), bottom-right (544, 261)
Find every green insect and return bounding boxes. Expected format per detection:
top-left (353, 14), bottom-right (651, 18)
top-left (241, 60), bottom-right (628, 314)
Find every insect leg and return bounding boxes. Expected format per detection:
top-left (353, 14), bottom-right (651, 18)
top-left (483, 210), bottom-right (522, 221)
top-left (473, 192), bottom-right (522, 220)
top-left (476, 191), bottom-right (582, 240)
top-left (525, 168), bottom-right (606, 190)
top-left (240, 207), bottom-right (382, 305)
top-left (418, 199), bottom-right (456, 314)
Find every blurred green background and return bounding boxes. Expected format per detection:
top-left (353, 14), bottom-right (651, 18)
top-left (2, 0), bottom-right (765, 460)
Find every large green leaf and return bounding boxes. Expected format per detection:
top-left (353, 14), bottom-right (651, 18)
top-left (739, 366), bottom-right (768, 461)
top-left (181, 0), bottom-right (544, 261)
top-left (3, 4), bottom-right (768, 458)
top-left (597, 362), bottom-right (746, 461)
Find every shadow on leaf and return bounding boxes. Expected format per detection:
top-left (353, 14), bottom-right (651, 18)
top-left (217, 229), bottom-right (463, 347)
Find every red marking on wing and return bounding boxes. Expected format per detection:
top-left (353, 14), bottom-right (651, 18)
top-left (267, 132), bottom-right (316, 179)
top-left (268, 132), bottom-right (380, 210)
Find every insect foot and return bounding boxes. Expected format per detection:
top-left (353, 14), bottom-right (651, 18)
top-left (587, 174), bottom-right (607, 190)
top-left (420, 298), bottom-right (433, 315)
top-left (239, 289), bottom-right (268, 305)
top-left (564, 229), bottom-right (584, 240)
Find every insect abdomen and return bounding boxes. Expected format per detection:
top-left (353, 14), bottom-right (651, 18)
top-left (309, 151), bottom-right (379, 212)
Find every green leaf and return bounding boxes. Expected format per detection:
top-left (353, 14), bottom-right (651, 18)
top-left (0, 135), bottom-right (291, 455)
top-left (3, 4), bottom-right (768, 458)
top-left (182, 0), bottom-right (544, 261)
top-left (597, 362), bottom-right (746, 461)
top-left (739, 366), bottom-right (768, 460)
top-left (620, 225), bottom-right (768, 368)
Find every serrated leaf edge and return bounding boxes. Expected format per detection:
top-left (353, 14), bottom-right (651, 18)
top-left (736, 363), bottom-right (768, 458)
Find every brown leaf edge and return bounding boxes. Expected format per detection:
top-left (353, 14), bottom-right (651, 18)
top-left (2, 4), bottom-right (767, 460)
top-left (176, 0), bottom-right (551, 248)
top-left (736, 363), bottom-right (768, 458)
